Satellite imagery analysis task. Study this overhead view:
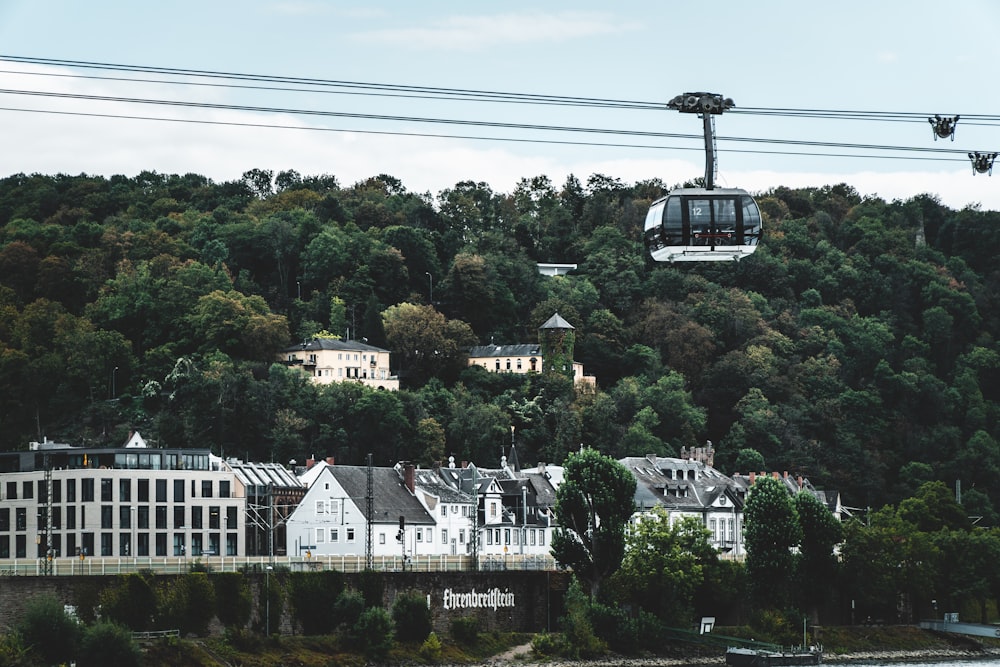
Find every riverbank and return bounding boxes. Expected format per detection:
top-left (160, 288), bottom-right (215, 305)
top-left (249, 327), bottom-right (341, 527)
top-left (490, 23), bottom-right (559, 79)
top-left (486, 647), bottom-right (1000, 667)
top-left (483, 626), bottom-right (1000, 667)
top-left (144, 625), bottom-right (1000, 666)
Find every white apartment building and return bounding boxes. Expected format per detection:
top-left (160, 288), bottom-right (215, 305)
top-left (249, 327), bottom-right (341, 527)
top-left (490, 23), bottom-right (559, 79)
top-left (0, 435), bottom-right (246, 559)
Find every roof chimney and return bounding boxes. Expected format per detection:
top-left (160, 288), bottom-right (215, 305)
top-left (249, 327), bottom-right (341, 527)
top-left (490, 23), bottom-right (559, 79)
top-left (404, 463), bottom-right (416, 493)
top-left (749, 472), bottom-right (756, 484)
top-left (326, 456), bottom-right (335, 466)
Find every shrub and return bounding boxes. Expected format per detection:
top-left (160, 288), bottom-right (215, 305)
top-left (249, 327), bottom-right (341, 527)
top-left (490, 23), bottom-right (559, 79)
top-left (98, 573), bottom-right (157, 631)
top-left (77, 621), bottom-right (141, 667)
top-left (16, 594), bottom-right (81, 665)
top-left (333, 589), bottom-right (365, 630)
top-left (531, 632), bottom-right (561, 657)
top-left (419, 631), bottom-right (443, 663)
top-left (353, 607), bottom-right (395, 659)
top-left (159, 573), bottom-right (217, 637)
top-left (557, 579), bottom-right (606, 659)
top-left (450, 615), bottom-right (479, 644)
top-left (392, 590), bottom-right (432, 642)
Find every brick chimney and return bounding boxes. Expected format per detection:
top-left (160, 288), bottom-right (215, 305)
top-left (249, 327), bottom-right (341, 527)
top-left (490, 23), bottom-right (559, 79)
top-left (749, 471), bottom-right (756, 484)
top-left (326, 456), bottom-right (335, 466)
top-left (404, 463), bottom-right (415, 493)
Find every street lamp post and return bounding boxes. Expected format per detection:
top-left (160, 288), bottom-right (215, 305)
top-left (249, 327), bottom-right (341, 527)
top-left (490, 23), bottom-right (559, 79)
top-left (112, 366), bottom-right (118, 399)
top-left (425, 272), bottom-right (433, 305)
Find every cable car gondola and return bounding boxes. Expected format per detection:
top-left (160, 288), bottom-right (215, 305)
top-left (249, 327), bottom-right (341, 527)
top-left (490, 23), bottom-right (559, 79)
top-left (645, 187), bottom-right (761, 262)
top-left (645, 92), bottom-right (762, 262)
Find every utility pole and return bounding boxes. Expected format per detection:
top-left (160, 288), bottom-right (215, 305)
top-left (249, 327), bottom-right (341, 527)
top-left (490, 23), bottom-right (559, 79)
top-left (41, 454), bottom-right (53, 575)
top-left (365, 453), bottom-right (374, 571)
top-left (471, 465), bottom-right (479, 571)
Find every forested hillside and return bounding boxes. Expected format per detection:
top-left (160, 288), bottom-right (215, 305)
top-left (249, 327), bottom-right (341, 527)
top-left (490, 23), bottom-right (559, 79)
top-left (1, 169), bottom-right (999, 522)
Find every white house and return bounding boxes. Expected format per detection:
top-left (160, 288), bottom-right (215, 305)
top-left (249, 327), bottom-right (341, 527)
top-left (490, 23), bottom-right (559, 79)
top-left (279, 338), bottom-right (399, 390)
top-left (284, 464), bottom-right (435, 558)
top-left (285, 455), bottom-right (561, 559)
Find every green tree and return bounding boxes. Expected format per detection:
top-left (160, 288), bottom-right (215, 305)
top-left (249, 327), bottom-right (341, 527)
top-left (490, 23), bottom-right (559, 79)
top-left (794, 491), bottom-right (842, 621)
top-left (743, 476), bottom-right (802, 605)
top-left (77, 621), bottom-right (141, 667)
top-left (392, 589), bottom-right (433, 642)
top-left (382, 302), bottom-right (477, 386)
top-left (610, 508), bottom-right (703, 625)
top-left (551, 448), bottom-right (636, 597)
top-left (17, 595), bottom-right (81, 665)
top-left (353, 607), bottom-right (395, 660)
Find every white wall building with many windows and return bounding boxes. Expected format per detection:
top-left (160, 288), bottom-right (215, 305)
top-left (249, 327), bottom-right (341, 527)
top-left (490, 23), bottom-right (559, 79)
top-left (0, 436), bottom-right (246, 560)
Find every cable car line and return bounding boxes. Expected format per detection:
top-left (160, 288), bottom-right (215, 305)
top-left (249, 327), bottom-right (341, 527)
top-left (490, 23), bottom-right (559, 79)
top-left (0, 104), bottom-right (973, 165)
top-left (5, 55), bottom-right (1000, 124)
top-left (0, 87), bottom-right (983, 161)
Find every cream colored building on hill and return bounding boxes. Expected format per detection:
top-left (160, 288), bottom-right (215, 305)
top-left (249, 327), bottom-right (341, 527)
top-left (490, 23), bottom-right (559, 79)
top-left (467, 313), bottom-right (595, 386)
top-left (279, 338), bottom-right (399, 390)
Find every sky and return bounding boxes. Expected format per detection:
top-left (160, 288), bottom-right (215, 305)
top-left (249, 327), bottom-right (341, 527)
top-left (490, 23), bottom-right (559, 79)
top-left (0, 1), bottom-right (999, 210)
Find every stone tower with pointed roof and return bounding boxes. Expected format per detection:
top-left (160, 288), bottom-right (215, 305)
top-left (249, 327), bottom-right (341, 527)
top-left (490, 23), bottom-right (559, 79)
top-left (539, 312), bottom-right (576, 380)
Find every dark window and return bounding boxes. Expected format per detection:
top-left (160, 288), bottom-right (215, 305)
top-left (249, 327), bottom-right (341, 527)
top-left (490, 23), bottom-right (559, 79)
top-left (209, 506), bottom-right (220, 530)
top-left (37, 481), bottom-right (47, 504)
top-left (120, 506), bottom-right (131, 529)
top-left (22, 481), bottom-right (33, 499)
top-left (101, 506), bottom-right (113, 529)
top-left (66, 506), bottom-right (76, 530)
top-left (5, 481), bottom-right (15, 500)
top-left (173, 506), bottom-right (185, 529)
top-left (119, 479), bottom-right (131, 502)
top-left (52, 506), bottom-right (61, 529)
top-left (155, 479), bottom-right (166, 502)
top-left (15, 534), bottom-right (26, 558)
top-left (101, 478), bottom-right (112, 502)
top-left (82, 478), bottom-right (94, 502)
top-left (219, 481), bottom-right (230, 498)
top-left (138, 532), bottom-right (150, 556)
top-left (138, 506), bottom-right (149, 529)
top-left (120, 533), bottom-right (131, 557)
top-left (137, 479), bottom-right (149, 502)
top-left (101, 533), bottom-right (112, 556)
top-left (51, 480), bottom-right (61, 503)
top-left (173, 480), bottom-right (184, 503)
top-left (66, 479), bottom-right (75, 502)
top-left (191, 506), bottom-right (202, 529)
top-left (226, 506), bottom-right (237, 531)
top-left (81, 532), bottom-right (94, 557)
top-left (155, 533), bottom-right (167, 557)
top-left (15, 508), bottom-right (26, 531)
top-left (0, 508), bottom-right (7, 531)
top-left (155, 506), bottom-right (167, 530)
top-left (201, 481), bottom-right (212, 498)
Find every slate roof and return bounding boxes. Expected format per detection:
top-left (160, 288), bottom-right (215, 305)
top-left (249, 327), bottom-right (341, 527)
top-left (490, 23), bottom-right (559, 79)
top-left (621, 455), bottom-right (741, 513)
top-left (467, 344), bottom-right (541, 358)
top-left (321, 465), bottom-right (435, 526)
top-left (281, 338), bottom-right (389, 353)
top-left (539, 313), bottom-right (574, 330)
top-left (412, 467), bottom-right (475, 505)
